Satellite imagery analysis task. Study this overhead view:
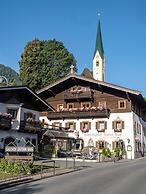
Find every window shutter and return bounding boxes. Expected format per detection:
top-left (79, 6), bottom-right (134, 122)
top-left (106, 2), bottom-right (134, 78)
top-left (104, 121), bottom-right (107, 130)
top-left (112, 121), bottom-right (115, 129)
top-left (96, 122), bottom-right (99, 130)
top-left (96, 141), bottom-right (99, 149)
top-left (74, 122), bottom-right (76, 130)
top-left (122, 121), bottom-right (124, 129)
top-left (112, 141), bottom-right (115, 150)
top-left (80, 122), bottom-right (82, 130)
top-left (65, 123), bottom-right (68, 128)
top-left (89, 122), bottom-right (91, 130)
top-left (59, 123), bottom-right (62, 128)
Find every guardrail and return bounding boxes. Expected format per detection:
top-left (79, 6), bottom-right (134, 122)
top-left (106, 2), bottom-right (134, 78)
top-left (33, 160), bottom-right (56, 178)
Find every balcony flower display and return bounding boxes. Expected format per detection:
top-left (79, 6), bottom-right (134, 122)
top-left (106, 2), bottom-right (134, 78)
top-left (26, 118), bottom-right (42, 125)
top-left (0, 112), bottom-right (12, 119)
top-left (81, 128), bottom-right (89, 133)
top-left (57, 106), bottom-right (106, 113)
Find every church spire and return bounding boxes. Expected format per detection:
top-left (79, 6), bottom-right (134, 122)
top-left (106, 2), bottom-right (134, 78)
top-left (93, 14), bottom-right (105, 81)
top-left (93, 14), bottom-right (104, 59)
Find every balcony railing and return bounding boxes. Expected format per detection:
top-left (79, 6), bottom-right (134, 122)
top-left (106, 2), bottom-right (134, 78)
top-left (64, 91), bottom-right (94, 101)
top-left (20, 120), bottom-right (42, 132)
top-left (47, 107), bottom-right (110, 120)
top-left (0, 117), bottom-right (11, 130)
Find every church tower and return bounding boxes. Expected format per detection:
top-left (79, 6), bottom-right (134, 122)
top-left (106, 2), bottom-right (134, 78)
top-left (93, 15), bottom-right (105, 81)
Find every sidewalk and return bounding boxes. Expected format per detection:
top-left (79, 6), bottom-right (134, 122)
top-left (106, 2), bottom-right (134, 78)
top-left (0, 167), bottom-right (81, 190)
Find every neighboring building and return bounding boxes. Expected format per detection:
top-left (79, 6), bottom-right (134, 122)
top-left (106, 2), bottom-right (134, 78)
top-left (37, 17), bottom-right (146, 159)
top-left (0, 86), bottom-right (54, 152)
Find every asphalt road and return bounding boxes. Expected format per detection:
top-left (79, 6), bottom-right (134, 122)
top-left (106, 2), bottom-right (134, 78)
top-left (2, 158), bottom-right (146, 194)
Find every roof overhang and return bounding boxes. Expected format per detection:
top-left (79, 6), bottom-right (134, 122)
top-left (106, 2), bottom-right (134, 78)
top-left (0, 86), bottom-right (54, 112)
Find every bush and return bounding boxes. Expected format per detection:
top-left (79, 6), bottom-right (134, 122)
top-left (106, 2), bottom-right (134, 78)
top-left (114, 148), bottom-right (121, 157)
top-left (0, 159), bottom-right (38, 175)
top-left (102, 148), bottom-right (112, 157)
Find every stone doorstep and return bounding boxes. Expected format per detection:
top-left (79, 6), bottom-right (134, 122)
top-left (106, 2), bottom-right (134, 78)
top-left (0, 168), bottom-right (80, 190)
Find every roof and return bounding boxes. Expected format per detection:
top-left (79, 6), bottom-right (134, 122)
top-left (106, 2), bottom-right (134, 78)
top-left (93, 18), bottom-right (104, 59)
top-left (0, 86), bottom-right (54, 112)
top-left (37, 73), bottom-right (140, 95)
top-left (37, 74), bottom-right (146, 108)
top-left (81, 68), bottom-right (93, 79)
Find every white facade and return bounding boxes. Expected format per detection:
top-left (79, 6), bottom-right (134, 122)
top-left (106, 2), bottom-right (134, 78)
top-left (40, 111), bottom-right (146, 159)
top-left (0, 102), bottom-right (40, 150)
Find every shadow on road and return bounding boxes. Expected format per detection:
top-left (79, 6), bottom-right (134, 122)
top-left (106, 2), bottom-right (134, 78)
top-left (1, 183), bottom-right (43, 194)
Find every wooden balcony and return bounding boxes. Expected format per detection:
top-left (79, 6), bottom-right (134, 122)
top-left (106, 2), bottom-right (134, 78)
top-left (0, 117), bottom-right (11, 130)
top-left (20, 121), bottom-right (42, 132)
top-left (47, 108), bottom-right (110, 120)
top-left (64, 91), bottom-right (94, 101)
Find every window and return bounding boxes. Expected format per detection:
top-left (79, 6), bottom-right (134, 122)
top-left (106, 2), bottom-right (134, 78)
top-left (98, 101), bottom-right (106, 109)
top-left (96, 141), bottom-right (107, 149)
top-left (57, 104), bottom-right (64, 111)
top-left (52, 122), bottom-right (62, 130)
top-left (80, 121), bottom-right (91, 132)
top-left (81, 102), bottom-right (91, 108)
top-left (118, 100), bottom-right (126, 109)
top-left (67, 103), bottom-right (74, 109)
top-left (65, 122), bottom-right (76, 132)
top-left (112, 120), bottom-right (124, 132)
top-left (96, 61), bottom-right (99, 67)
top-left (133, 121), bottom-right (136, 135)
top-left (24, 112), bottom-right (36, 121)
top-left (96, 121), bottom-right (107, 132)
top-left (7, 108), bottom-right (18, 119)
top-left (112, 141), bottom-right (120, 150)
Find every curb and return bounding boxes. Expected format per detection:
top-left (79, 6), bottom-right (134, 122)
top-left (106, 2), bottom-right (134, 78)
top-left (0, 168), bottom-right (81, 190)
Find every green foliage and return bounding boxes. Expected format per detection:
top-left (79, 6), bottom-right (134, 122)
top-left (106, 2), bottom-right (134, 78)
top-left (102, 148), bottom-right (112, 157)
top-left (0, 159), bottom-right (39, 175)
top-left (0, 64), bottom-right (21, 86)
top-left (114, 147), bottom-right (121, 157)
top-left (19, 39), bottom-right (77, 91)
top-left (44, 145), bottom-right (56, 155)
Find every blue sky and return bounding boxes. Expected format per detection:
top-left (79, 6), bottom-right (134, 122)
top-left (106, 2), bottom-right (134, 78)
top-left (0, 0), bottom-right (146, 95)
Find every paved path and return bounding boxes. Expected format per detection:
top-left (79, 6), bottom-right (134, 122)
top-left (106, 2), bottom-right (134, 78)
top-left (2, 158), bottom-right (146, 194)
